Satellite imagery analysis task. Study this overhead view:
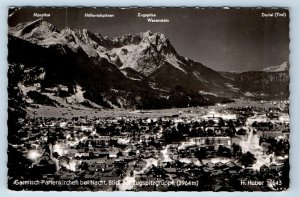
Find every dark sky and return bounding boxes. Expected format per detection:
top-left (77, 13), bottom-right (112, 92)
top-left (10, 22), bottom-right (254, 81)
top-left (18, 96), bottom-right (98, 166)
top-left (8, 7), bottom-right (290, 72)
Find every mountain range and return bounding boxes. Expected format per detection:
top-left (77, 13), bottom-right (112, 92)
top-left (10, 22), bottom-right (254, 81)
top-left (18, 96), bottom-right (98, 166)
top-left (7, 18), bottom-right (289, 110)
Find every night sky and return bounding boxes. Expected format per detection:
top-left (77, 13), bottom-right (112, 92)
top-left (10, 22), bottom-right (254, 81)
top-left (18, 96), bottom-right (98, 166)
top-left (8, 7), bottom-right (290, 72)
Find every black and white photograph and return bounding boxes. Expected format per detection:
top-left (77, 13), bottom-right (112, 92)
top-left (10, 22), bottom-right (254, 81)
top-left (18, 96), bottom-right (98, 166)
top-left (7, 7), bottom-right (290, 191)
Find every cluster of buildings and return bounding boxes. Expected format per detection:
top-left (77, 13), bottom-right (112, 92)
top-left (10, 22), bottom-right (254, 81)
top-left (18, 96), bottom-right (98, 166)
top-left (9, 105), bottom-right (289, 191)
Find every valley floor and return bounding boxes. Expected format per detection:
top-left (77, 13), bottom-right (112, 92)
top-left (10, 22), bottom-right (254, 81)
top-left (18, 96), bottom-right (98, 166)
top-left (26, 99), bottom-right (285, 119)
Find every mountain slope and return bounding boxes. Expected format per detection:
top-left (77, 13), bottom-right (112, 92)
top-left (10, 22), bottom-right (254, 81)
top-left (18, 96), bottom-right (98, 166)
top-left (221, 63), bottom-right (289, 99)
top-left (110, 31), bottom-right (234, 96)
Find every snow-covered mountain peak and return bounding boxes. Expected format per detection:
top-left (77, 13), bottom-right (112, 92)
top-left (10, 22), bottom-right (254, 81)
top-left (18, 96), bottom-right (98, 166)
top-left (111, 31), bottom-right (172, 51)
top-left (263, 61), bottom-right (289, 72)
top-left (110, 31), bottom-right (183, 76)
top-left (10, 18), bottom-right (58, 37)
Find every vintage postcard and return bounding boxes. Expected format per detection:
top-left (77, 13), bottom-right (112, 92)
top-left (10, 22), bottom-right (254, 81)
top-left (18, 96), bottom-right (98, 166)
top-left (7, 7), bottom-right (289, 191)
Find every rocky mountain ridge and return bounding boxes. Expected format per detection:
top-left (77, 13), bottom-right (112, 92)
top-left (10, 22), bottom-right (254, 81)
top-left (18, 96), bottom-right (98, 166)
top-left (8, 18), bottom-right (289, 111)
